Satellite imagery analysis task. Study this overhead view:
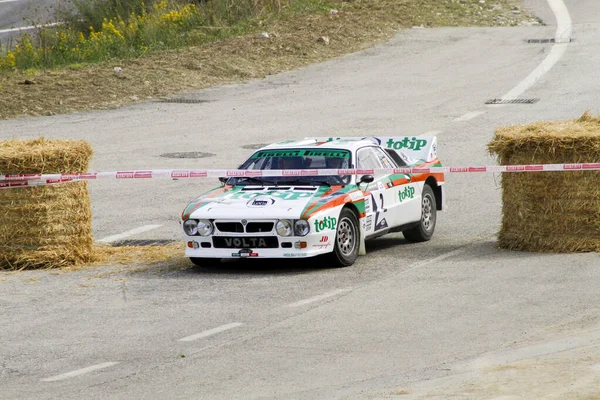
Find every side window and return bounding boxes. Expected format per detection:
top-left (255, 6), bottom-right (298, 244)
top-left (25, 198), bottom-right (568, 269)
top-left (357, 147), bottom-right (385, 178)
top-left (372, 147), bottom-right (396, 169)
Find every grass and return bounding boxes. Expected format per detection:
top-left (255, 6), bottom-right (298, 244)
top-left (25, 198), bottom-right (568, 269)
top-left (0, 0), bottom-right (537, 120)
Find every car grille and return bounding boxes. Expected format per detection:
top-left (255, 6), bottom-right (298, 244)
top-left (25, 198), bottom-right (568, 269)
top-left (215, 221), bottom-right (274, 233)
top-left (246, 222), bottom-right (274, 233)
top-left (215, 222), bottom-right (244, 233)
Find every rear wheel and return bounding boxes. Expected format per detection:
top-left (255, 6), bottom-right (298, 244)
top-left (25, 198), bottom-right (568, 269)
top-left (189, 257), bottom-right (221, 268)
top-left (403, 184), bottom-right (437, 242)
top-left (329, 208), bottom-right (360, 267)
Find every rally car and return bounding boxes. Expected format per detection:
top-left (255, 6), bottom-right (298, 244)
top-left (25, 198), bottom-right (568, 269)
top-left (181, 136), bottom-right (445, 267)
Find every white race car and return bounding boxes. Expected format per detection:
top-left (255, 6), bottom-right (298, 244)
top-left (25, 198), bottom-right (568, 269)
top-left (182, 136), bottom-right (445, 267)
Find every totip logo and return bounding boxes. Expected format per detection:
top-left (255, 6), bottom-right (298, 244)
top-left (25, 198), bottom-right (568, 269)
top-left (386, 137), bottom-right (428, 152)
top-left (398, 186), bottom-right (415, 203)
top-left (314, 216), bottom-right (336, 233)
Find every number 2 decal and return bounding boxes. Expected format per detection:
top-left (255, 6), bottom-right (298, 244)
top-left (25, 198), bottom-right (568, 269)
top-left (371, 192), bottom-right (388, 231)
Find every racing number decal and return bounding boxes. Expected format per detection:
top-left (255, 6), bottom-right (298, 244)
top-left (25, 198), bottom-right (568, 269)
top-left (371, 192), bottom-right (388, 231)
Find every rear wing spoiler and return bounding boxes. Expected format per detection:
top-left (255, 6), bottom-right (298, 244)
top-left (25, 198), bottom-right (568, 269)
top-left (304, 136), bottom-right (439, 163)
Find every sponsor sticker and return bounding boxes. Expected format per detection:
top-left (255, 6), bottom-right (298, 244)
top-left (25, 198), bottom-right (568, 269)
top-left (385, 137), bottom-right (428, 151)
top-left (364, 197), bottom-right (372, 214)
top-left (314, 216), bottom-right (337, 233)
top-left (364, 215), bottom-right (373, 231)
top-left (246, 197), bottom-right (276, 207)
top-left (224, 237), bottom-right (268, 247)
top-left (398, 186), bottom-right (416, 203)
top-left (348, 191), bottom-right (363, 201)
top-left (232, 249), bottom-right (259, 258)
top-left (251, 149), bottom-right (350, 159)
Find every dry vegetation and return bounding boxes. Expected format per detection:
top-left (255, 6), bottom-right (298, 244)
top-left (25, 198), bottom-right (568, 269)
top-left (91, 243), bottom-right (186, 269)
top-left (0, 0), bottom-right (536, 119)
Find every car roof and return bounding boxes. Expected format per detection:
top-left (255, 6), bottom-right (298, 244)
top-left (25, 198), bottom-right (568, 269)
top-left (257, 138), bottom-right (379, 152)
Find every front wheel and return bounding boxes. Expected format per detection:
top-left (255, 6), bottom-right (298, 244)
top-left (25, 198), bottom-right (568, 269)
top-left (190, 257), bottom-right (221, 268)
top-left (329, 208), bottom-right (360, 267)
top-left (403, 184), bottom-right (437, 242)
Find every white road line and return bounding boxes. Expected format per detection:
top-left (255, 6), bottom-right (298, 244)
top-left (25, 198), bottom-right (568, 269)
top-left (178, 322), bottom-right (244, 342)
top-left (0, 22), bottom-right (60, 35)
top-left (420, 130), bottom-right (442, 136)
top-left (404, 246), bottom-right (468, 273)
top-left (491, 0), bottom-right (572, 102)
top-left (549, 0), bottom-right (572, 43)
top-left (0, 0), bottom-right (23, 3)
top-left (286, 288), bottom-right (351, 308)
top-left (453, 111), bottom-right (486, 122)
top-left (97, 224), bottom-right (162, 243)
top-left (41, 362), bottom-right (119, 382)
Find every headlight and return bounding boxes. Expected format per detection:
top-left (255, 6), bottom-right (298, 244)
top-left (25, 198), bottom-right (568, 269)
top-left (276, 219), bottom-right (293, 236)
top-left (183, 219), bottom-right (198, 236)
top-left (294, 219), bottom-right (310, 236)
top-left (197, 219), bottom-right (213, 236)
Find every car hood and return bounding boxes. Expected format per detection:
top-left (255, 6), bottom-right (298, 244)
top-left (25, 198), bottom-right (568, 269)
top-left (183, 185), bottom-right (359, 220)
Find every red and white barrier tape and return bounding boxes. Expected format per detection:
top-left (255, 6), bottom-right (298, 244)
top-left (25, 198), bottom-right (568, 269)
top-left (2, 163), bottom-right (600, 189)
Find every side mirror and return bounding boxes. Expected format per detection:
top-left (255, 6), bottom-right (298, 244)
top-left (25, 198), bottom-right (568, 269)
top-left (359, 175), bottom-right (374, 184)
top-left (218, 177), bottom-right (228, 185)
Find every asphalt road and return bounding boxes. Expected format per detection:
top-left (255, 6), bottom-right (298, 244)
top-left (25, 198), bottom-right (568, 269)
top-left (0, 0), bottom-right (56, 45)
top-left (1, 0), bottom-right (600, 399)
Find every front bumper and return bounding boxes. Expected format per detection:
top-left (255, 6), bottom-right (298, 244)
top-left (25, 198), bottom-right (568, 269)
top-left (183, 234), bottom-right (334, 259)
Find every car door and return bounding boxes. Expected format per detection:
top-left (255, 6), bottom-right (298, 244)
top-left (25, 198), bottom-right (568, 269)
top-left (356, 147), bottom-right (395, 235)
top-left (371, 146), bottom-right (421, 227)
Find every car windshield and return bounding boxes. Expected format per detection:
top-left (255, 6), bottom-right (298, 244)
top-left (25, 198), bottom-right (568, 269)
top-left (228, 148), bottom-right (352, 186)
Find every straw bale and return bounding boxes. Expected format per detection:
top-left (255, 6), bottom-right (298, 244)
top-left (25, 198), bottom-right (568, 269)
top-left (488, 112), bottom-right (600, 252)
top-left (0, 138), bottom-right (94, 269)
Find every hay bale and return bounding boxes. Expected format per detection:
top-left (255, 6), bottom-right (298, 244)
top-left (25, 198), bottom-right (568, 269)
top-left (488, 112), bottom-right (600, 252)
top-left (0, 138), bottom-right (94, 269)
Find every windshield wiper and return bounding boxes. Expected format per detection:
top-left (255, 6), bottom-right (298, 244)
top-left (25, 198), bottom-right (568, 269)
top-left (280, 178), bottom-right (333, 187)
top-left (235, 177), bottom-right (280, 186)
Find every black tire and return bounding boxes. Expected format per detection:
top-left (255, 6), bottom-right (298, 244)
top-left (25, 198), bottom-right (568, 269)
top-left (329, 208), bottom-right (360, 267)
top-left (189, 257), bottom-right (221, 268)
top-left (403, 184), bottom-right (437, 242)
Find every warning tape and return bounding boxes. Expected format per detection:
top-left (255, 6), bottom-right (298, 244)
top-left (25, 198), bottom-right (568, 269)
top-left (2, 163), bottom-right (600, 190)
